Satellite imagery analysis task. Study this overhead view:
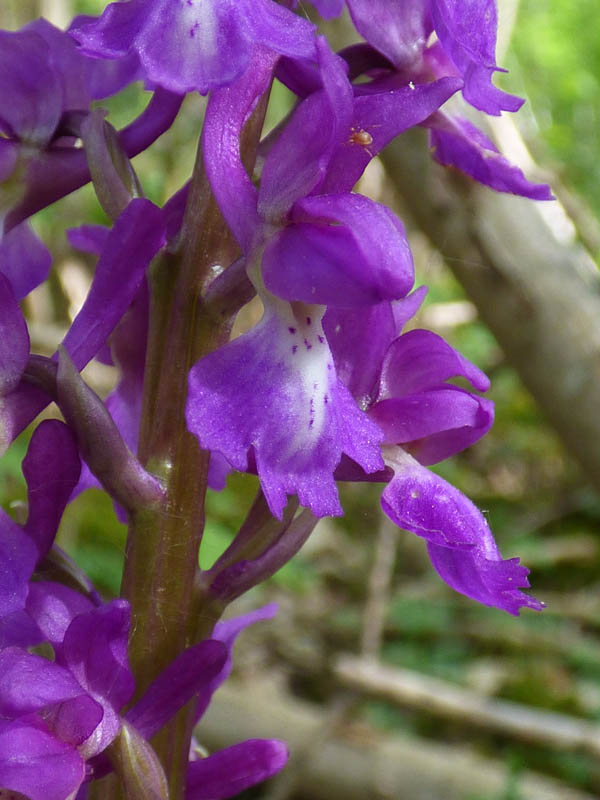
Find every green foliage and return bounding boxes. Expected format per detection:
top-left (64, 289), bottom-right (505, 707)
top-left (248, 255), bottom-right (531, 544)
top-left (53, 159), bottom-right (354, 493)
top-left (60, 489), bottom-right (126, 597)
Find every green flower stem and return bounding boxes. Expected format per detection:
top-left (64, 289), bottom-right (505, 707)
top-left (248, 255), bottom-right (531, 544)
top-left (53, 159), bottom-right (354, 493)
top-left (121, 197), bottom-right (235, 799)
top-left (117, 86), bottom-right (271, 799)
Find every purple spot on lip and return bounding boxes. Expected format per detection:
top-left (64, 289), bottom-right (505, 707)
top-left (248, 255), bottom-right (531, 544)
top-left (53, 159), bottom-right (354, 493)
top-left (306, 316), bottom-right (312, 325)
top-left (288, 327), bottom-right (296, 334)
top-left (292, 345), bottom-right (298, 354)
top-left (304, 339), bottom-right (312, 350)
top-left (318, 335), bottom-right (324, 344)
top-left (324, 394), bottom-right (329, 404)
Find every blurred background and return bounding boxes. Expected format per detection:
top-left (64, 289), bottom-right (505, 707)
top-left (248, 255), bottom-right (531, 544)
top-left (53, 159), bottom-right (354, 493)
top-left (2, 1), bottom-right (600, 798)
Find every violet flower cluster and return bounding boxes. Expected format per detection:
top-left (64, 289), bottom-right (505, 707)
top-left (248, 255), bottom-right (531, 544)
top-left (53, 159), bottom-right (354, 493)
top-left (1, 1), bottom-right (550, 797)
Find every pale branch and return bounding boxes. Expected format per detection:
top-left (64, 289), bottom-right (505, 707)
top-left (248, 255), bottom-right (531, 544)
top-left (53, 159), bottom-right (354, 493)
top-left (199, 681), bottom-right (596, 800)
top-left (334, 655), bottom-right (600, 758)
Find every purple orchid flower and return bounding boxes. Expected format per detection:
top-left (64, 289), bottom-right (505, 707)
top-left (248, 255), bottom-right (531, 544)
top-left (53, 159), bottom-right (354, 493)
top-left (70, 0), bottom-right (317, 96)
top-left (381, 450), bottom-right (543, 615)
top-left (343, 0), bottom-right (522, 115)
top-left (0, 593), bottom-right (284, 800)
top-left (326, 290), bottom-right (541, 615)
top-left (0, 19), bottom-right (138, 214)
top-left (186, 39), bottom-right (462, 520)
top-left (300, 0), bottom-right (552, 198)
top-left (0, 597), bottom-right (201, 799)
top-left (0, 19), bottom-right (137, 151)
top-left (277, 0), bottom-right (553, 199)
top-left (0, 424), bottom-right (284, 799)
top-left (0, 19), bottom-right (182, 232)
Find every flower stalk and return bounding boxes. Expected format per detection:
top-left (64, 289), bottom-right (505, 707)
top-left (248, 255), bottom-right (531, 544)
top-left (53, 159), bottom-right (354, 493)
top-left (119, 90), bottom-right (271, 795)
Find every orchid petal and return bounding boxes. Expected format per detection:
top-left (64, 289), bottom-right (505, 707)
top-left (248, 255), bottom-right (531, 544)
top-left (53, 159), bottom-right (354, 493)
top-left (371, 388), bottom-right (494, 462)
top-left (0, 512), bottom-right (36, 618)
top-left (0, 222), bottom-right (52, 300)
top-left (67, 223), bottom-right (110, 255)
top-left (59, 600), bottom-right (133, 754)
top-left (0, 383), bottom-right (50, 459)
top-left (346, 0), bottom-right (430, 71)
top-left (25, 18), bottom-right (127, 110)
top-left (324, 302), bottom-right (397, 406)
top-left (23, 420), bottom-right (81, 561)
top-left (428, 114), bottom-right (554, 199)
top-left (72, 0), bottom-right (315, 96)
top-left (321, 77), bottom-right (463, 193)
top-left (208, 452), bottom-right (233, 491)
top-left (0, 30), bottom-right (62, 146)
top-left (263, 193), bottom-right (414, 306)
top-left (430, 0), bottom-right (523, 114)
top-left (26, 582), bottom-right (94, 650)
top-left (0, 718), bottom-right (86, 800)
top-left (247, 0), bottom-right (318, 60)
top-left (381, 451), bottom-right (543, 614)
top-left (378, 328), bottom-right (490, 398)
top-left (392, 285), bottom-right (428, 331)
top-left (259, 38), bottom-right (353, 221)
top-left (324, 289), bottom-right (427, 406)
top-left (126, 640), bottom-right (226, 740)
top-left (203, 48), bottom-right (276, 250)
top-left (60, 599), bottom-right (133, 709)
top-left (205, 604), bottom-right (278, 700)
top-left (0, 647), bottom-right (90, 717)
top-left (45, 694), bottom-right (104, 749)
top-left (0, 609), bottom-right (43, 648)
top-left (70, 0), bottom-right (145, 59)
top-left (187, 304), bottom-right (383, 519)
top-left (186, 739), bottom-right (288, 799)
top-left (190, 606), bottom-right (278, 724)
top-left (62, 198), bottom-right (165, 369)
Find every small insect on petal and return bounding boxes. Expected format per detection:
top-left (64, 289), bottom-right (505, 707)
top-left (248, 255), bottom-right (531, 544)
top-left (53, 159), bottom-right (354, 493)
top-left (348, 128), bottom-right (373, 147)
